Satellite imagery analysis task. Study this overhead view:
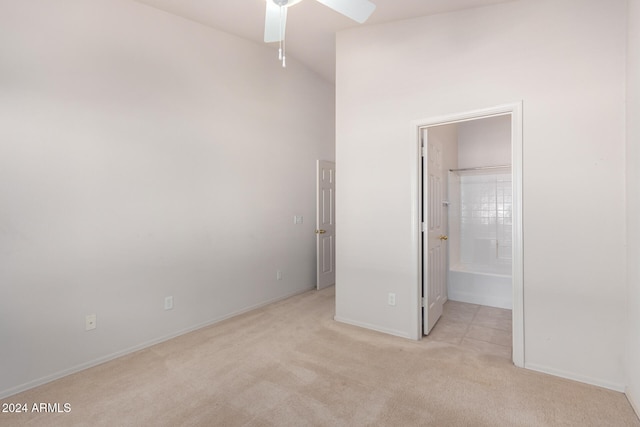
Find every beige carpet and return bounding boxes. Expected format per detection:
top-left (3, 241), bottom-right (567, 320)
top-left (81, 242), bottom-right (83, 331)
top-left (1, 286), bottom-right (638, 426)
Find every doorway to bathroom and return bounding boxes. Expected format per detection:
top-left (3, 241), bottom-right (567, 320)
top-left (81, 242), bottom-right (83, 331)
top-left (415, 103), bottom-right (523, 367)
top-left (446, 117), bottom-right (512, 310)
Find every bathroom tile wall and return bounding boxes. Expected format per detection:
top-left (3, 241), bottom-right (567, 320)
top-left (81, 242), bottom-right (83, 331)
top-left (459, 171), bottom-right (512, 270)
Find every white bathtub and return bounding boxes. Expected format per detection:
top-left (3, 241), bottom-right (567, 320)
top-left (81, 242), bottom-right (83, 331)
top-left (447, 264), bottom-right (512, 309)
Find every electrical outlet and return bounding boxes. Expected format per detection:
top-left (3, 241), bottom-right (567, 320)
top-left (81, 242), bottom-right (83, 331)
top-left (85, 314), bottom-right (96, 331)
top-left (164, 296), bottom-right (173, 310)
top-left (388, 293), bottom-right (396, 306)
top-left (277, 270), bottom-right (283, 280)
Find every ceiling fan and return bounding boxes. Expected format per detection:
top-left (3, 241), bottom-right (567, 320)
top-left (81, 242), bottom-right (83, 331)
top-left (264, 0), bottom-right (376, 67)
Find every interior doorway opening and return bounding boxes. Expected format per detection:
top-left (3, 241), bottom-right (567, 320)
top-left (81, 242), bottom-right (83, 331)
top-left (415, 103), bottom-right (523, 367)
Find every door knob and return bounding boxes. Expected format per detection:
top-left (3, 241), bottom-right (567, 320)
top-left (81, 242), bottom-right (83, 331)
top-left (315, 230), bottom-right (326, 234)
top-left (439, 235), bottom-right (448, 241)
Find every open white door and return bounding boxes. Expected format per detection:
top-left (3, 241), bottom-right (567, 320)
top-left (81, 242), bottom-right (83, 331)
top-left (316, 160), bottom-right (335, 289)
top-left (423, 131), bottom-right (447, 334)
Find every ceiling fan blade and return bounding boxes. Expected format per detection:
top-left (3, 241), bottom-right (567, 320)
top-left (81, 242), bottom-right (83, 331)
top-left (264, 1), bottom-right (287, 43)
top-left (314, 0), bottom-right (376, 24)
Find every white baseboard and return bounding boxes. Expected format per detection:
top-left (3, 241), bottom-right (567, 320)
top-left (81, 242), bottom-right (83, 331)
top-left (626, 386), bottom-right (640, 419)
top-left (333, 315), bottom-right (412, 340)
top-left (0, 286), bottom-right (314, 400)
top-left (525, 362), bottom-right (626, 393)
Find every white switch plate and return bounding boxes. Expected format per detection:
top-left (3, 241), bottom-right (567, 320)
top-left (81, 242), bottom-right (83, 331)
top-left (85, 314), bottom-right (96, 331)
top-left (388, 293), bottom-right (396, 306)
top-left (277, 270), bottom-right (283, 280)
top-left (164, 296), bottom-right (173, 310)
top-left (293, 216), bottom-right (303, 224)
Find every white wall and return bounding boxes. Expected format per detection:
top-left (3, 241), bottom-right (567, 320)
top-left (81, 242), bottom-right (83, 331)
top-left (626, 0), bottom-right (640, 415)
top-left (0, 0), bottom-right (335, 398)
top-left (457, 115), bottom-right (511, 169)
top-left (336, 0), bottom-right (627, 390)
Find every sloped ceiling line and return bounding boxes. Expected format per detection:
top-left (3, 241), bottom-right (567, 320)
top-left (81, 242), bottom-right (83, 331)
top-left (133, 0), bottom-right (515, 83)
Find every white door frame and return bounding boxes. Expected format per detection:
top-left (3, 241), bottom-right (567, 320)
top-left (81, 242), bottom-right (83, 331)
top-left (412, 102), bottom-right (524, 367)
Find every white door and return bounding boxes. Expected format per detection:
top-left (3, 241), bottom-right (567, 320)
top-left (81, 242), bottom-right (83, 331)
top-left (423, 130), bottom-right (447, 334)
top-left (316, 160), bottom-right (335, 289)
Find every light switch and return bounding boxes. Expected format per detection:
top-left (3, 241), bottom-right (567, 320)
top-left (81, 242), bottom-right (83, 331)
top-left (85, 314), bottom-right (97, 331)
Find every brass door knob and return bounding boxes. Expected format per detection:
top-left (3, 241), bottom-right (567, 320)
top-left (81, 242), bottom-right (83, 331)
top-left (439, 235), bottom-right (448, 241)
top-left (315, 230), bottom-right (326, 234)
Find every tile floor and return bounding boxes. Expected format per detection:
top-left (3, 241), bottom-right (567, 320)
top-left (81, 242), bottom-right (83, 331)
top-left (426, 300), bottom-right (512, 359)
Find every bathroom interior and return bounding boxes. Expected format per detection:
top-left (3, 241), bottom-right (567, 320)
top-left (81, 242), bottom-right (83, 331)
top-left (426, 114), bottom-right (513, 355)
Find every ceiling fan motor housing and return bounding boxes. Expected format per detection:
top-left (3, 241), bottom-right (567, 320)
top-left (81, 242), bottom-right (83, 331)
top-left (265, 0), bottom-right (376, 44)
top-left (271, 0), bottom-right (305, 6)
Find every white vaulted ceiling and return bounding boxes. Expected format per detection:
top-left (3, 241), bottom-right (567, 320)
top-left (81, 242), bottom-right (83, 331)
top-left (133, 0), bottom-right (515, 82)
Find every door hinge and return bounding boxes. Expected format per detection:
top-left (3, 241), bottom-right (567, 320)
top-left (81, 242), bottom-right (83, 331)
top-left (421, 222), bottom-right (426, 232)
top-left (421, 297), bottom-right (426, 307)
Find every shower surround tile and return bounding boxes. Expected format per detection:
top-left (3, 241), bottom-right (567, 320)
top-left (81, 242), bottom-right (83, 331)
top-left (455, 171), bottom-right (513, 269)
